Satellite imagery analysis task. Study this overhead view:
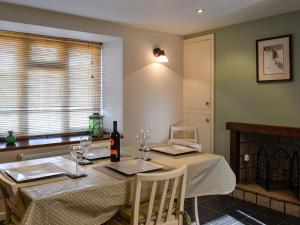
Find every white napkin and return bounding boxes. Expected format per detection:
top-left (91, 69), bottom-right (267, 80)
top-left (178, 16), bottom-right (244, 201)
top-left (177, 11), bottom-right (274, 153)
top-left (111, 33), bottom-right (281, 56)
top-left (167, 139), bottom-right (202, 152)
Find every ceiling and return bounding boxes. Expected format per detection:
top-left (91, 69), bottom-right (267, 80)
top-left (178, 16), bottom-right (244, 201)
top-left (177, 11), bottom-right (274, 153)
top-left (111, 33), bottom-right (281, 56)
top-left (1, 0), bottom-right (300, 35)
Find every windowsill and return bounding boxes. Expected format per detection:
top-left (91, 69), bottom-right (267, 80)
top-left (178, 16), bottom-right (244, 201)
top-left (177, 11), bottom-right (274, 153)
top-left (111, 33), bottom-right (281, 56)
top-left (0, 133), bottom-right (111, 152)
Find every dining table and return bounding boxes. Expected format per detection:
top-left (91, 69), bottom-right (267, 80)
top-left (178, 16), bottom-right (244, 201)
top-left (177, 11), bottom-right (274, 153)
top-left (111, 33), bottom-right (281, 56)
top-left (0, 144), bottom-right (236, 225)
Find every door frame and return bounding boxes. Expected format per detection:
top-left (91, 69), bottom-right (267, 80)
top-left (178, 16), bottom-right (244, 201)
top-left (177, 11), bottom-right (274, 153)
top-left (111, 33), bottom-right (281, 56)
top-left (183, 34), bottom-right (215, 152)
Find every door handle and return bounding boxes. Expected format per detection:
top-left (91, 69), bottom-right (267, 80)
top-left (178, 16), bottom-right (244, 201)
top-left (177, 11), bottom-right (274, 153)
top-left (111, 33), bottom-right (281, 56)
top-left (205, 101), bottom-right (210, 106)
top-left (206, 118), bottom-right (210, 122)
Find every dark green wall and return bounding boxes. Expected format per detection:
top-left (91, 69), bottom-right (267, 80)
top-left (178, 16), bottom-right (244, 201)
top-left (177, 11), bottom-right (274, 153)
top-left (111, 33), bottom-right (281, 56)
top-left (185, 10), bottom-right (300, 160)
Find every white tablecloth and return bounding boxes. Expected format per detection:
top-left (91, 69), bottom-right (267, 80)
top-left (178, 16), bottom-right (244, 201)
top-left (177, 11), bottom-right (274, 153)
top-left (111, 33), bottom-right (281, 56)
top-left (0, 145), bottom-right (236, 225)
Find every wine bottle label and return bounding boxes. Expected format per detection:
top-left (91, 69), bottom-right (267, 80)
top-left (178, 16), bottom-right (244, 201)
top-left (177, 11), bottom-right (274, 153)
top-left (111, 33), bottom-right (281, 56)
top-left (111, 149), bottom-right (117, 155)
top-left (110, 138), bottom-right (115, 146)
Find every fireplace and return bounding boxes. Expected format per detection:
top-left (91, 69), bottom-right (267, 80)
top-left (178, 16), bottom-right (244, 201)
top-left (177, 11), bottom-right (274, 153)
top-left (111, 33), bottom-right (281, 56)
top-left (227, 122), bottom-right (300, 217)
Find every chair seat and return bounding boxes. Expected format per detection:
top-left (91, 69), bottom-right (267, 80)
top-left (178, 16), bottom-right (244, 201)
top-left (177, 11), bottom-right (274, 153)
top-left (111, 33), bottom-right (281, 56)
top-left (116, 199), bottom-right (176, 225)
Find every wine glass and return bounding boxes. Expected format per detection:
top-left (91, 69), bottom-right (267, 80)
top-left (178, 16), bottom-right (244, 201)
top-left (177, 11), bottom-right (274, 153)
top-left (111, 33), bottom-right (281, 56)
top-left (136, 128), bottom-right (151, 160)
top-left (144, 129), bottom-right (151, 148)
top-left (70, 144), bottom-right (85, 177)
top-left (137, 130), bottom-right (146, 159)
top-left (143, 129), bottom-right (151, 160)
top-left (80, 136), bottom-right (92, 164)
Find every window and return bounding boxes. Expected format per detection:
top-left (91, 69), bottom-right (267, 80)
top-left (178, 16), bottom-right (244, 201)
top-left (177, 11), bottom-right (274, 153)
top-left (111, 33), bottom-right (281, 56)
top-left (0, 31), bottom-right (102, 137)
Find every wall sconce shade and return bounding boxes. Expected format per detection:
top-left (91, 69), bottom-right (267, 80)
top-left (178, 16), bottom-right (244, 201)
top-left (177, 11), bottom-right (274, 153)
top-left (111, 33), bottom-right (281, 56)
top-left (153, 48), bottom-right (169, 63)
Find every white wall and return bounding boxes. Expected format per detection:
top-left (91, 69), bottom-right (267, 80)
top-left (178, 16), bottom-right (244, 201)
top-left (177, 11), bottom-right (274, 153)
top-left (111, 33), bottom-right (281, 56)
top-left (102, 39), bottom-right (124, 134)
top-left (0, 2), bottom-right (183, 146)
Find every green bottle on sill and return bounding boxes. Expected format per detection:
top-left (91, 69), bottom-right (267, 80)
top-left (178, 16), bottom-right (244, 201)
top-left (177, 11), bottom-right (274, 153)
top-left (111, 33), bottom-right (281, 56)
top-left (6, 130), bottom-right (16, 145)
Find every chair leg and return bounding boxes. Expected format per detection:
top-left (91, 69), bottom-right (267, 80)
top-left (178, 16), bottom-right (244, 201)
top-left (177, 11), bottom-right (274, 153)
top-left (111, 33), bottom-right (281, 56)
top-left (191, 197), bottom-right (200, 225)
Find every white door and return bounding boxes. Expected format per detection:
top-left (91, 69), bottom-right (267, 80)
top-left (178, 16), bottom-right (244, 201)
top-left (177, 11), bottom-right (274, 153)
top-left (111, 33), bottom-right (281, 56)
top-left (183, 34), bottom-right (214, 153)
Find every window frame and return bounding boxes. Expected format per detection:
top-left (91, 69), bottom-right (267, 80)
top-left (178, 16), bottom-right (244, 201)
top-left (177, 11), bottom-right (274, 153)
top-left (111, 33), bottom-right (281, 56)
top-left (0, 30), bottom-right (103, 139)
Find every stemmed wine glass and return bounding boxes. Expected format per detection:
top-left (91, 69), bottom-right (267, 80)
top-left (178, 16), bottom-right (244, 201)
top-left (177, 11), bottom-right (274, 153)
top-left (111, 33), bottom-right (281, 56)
top-left (69, 144), bottom-right (86, 177)
top-left (136, 128), bottom-right (151, 160)
top-left (137, 131), bottom-right (146, 159)
top-left (79, 136), bottom-right (92, 164)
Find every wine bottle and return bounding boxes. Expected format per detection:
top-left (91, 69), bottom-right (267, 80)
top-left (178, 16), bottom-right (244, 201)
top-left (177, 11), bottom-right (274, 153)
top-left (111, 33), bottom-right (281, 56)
top-left (110, 121), bottom-right (120, 162)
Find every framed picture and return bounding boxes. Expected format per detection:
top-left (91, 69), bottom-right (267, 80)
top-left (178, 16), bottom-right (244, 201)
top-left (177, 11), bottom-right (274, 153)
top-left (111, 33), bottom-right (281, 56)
top-left (256, 35), bottom-right (292, 82)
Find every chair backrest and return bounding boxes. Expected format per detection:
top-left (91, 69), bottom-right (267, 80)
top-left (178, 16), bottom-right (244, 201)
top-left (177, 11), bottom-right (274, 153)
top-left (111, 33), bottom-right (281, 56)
top-left (131, 166), bottom-right (187, 225)
top-left (0, 173), bottom-right (25, 224)
top-left (169, 126), bottom-right (198, 143)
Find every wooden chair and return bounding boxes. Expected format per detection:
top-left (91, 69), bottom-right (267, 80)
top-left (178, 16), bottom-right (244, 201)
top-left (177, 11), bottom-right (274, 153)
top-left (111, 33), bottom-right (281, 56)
top-left (168, 126), bottom-right (200, 225)
top-left (0, 173), bottom-right (25, 225)
top-left (108, 166), bottom-right (188, 225)
top-left (169, 126), bottom-right (198, 144)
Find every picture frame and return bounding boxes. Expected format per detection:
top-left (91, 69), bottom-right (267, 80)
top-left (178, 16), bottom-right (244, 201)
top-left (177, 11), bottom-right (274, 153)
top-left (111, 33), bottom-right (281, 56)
top-left (256, 35), bottom-right (292, 83)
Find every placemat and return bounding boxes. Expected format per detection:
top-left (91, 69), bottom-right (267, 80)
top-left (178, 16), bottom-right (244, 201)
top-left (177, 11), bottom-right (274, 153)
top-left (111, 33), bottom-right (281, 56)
top-left (93, 161), bottom-right (173, 180)
top-left (0, 170), bottom-right (70, 188)
top-left (63, 154), bottom-right (132, 162)
top-left (92, 165), bottom-right (133, 180)
top-left (149, 150), bottom-right (203, 159)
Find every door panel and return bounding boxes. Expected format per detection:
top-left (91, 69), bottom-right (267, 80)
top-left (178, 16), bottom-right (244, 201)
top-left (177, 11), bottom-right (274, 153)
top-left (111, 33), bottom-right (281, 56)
top-left (183, 79), bottom-right (210, 110)
top-left (183, 39), bottom-right (211, 110)
top-left (184, 111), bottom-right (211, 153)
top-left (184, 40), bottom-right (211, 79)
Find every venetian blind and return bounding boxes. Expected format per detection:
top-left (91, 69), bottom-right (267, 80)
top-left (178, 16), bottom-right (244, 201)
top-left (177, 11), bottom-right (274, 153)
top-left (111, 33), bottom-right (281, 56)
top-left (0, 31), bottom-right (102, 137)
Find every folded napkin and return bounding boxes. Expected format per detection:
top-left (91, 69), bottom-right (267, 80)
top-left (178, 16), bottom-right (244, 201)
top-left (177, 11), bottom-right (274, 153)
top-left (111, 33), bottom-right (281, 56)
top-left (167, 139), bottom-right (202, 152)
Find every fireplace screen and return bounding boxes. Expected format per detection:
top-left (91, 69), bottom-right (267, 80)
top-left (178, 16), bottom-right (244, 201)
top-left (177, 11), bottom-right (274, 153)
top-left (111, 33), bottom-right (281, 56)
top-left (256, 147), bottom-right (268, 189)
top-left (256, 146), bottom-right (299, 198)
top-left (269, 149), bottom-right (292, 190)
top-left (291, 152), bottom-right (300, 198)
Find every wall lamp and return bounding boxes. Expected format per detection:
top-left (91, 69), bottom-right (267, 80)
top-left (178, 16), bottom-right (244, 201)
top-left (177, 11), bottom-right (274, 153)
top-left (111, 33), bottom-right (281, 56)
top-left (153, 48), bottom-right (169, 63)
